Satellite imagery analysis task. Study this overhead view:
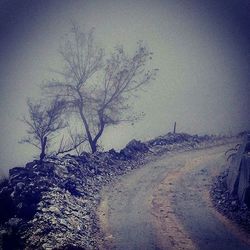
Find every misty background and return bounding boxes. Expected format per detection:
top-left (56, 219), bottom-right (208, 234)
top-left (0, 0), bottom-right (249, 174)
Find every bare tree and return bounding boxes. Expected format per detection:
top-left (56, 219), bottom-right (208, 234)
top-left (44, 24), bottom-right (158, 153)
top-left (20, 97), bottom-right (67, 161)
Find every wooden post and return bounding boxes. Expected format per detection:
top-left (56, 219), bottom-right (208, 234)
top-left (173, 122), bottom-right (176, 134)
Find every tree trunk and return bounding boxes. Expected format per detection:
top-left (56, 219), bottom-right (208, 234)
top-left (90, 111), bottom-right (105, 153)
top-left (78, 105), bottom-right (96, 153)
top-left (90, 141), bottom-right (97, 153)
top-left (40, 136), bottom-right (47, 162)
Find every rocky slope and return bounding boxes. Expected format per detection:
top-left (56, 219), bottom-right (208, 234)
top-left (0, 133), bottom-right (227, 249)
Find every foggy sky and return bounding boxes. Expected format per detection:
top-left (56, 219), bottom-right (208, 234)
top-left (0, 0), bottom-right (250, 174)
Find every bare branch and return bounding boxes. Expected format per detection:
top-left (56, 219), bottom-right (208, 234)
top-left (56, 128), bottom-right (87, 155)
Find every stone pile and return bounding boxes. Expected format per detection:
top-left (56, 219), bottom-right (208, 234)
top-left (0, 133), bottom-right (223, 249)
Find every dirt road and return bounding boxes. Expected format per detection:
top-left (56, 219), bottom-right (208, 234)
top-left (98, 143), bottom-right (250, 249)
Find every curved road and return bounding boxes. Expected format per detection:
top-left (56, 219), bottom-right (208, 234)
top-left (98, 143), bottom-right (250, 250)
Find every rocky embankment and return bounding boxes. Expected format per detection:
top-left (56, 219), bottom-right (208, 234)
top-left (0, 133), bottom-right (229, 249)
top-left (211, 170), bottom-right (250, 233)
